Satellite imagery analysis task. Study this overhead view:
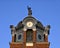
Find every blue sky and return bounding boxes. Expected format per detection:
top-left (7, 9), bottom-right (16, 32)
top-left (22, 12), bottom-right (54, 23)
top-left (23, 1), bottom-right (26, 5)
top-left (0, 0), bottom-right (60, 48)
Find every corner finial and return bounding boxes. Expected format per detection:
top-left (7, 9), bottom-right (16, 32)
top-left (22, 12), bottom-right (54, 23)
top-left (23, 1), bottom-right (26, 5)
top-left (27, 6), bottom-right (32, 15)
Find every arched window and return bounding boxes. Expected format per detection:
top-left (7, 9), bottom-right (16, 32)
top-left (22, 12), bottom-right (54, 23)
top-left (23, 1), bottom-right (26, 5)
top-left (18, 34), bottom-right (21, 40)
top-left (26, 29), bottom-right (33, 42)
top-left (38, 34), bottom-right (41, 40)
top-left (14, 34), bottom-right (16, 42)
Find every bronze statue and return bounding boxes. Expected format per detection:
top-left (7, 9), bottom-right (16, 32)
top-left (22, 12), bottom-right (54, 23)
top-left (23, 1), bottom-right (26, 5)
top-left (27, 6), bottom-right (32, 15)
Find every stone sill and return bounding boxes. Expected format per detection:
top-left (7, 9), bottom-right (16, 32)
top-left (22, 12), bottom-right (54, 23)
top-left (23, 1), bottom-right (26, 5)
top-left (9, 42), bottom-right (50, 44)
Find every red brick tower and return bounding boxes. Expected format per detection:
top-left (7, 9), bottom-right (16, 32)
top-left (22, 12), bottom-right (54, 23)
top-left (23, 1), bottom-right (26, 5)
top-left (9, 6), bottom-right (50, 48)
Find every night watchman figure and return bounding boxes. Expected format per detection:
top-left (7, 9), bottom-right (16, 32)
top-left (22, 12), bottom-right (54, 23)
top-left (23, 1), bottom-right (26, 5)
top-left (27, 6), bottom-right (32, 15)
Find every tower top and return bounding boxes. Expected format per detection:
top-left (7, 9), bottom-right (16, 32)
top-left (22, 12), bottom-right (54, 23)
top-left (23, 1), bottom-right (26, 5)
top-left (27, 6), bottom-right (32, 15)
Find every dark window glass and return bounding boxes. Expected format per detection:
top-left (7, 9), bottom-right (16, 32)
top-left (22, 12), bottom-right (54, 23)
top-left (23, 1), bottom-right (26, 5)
top-left (26, 29), bottom-right (33, 42)
top-left (18, 35), bottom-right (21, 40)
top-left (38, 34), bottom-right (41, 40)
top-left (14, 34), bottom-right (16, 42)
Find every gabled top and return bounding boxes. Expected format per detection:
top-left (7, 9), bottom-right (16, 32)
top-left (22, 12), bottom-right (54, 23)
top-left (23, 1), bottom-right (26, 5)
top-left (15, 7), bottom-right (44, 30)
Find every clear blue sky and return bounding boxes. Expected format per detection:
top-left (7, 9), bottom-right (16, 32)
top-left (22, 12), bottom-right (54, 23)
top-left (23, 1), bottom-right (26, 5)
top-left (0, 0), bottom-right (60, 48)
